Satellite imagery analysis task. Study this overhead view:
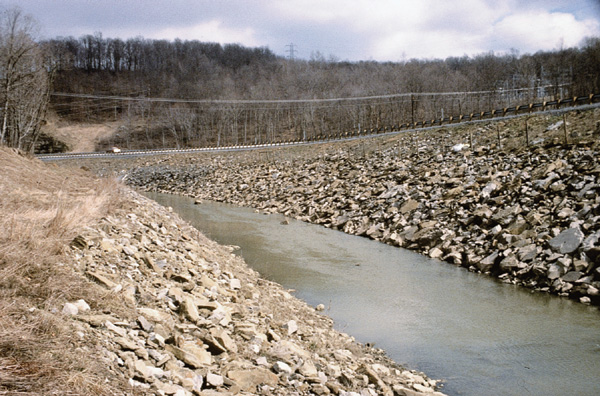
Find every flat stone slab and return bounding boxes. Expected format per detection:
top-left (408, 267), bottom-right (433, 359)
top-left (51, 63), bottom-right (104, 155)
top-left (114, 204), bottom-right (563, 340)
top-left (549, 228), bottom-right (584, 254)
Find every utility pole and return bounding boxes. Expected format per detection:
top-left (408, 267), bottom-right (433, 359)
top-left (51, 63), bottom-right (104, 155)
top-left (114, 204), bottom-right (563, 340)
top-left (285, 43), bottom-right (297, 60)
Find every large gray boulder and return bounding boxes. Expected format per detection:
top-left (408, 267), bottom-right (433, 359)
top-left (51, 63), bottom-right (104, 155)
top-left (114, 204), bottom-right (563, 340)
top-left (549, 228), bottom-right (584, 254)
top-left (499, 254), bottom-right (521, 272)
top-left (477, 251), bottom-right (499, 273)
top-left (561, 271), bottom-right (583, 283)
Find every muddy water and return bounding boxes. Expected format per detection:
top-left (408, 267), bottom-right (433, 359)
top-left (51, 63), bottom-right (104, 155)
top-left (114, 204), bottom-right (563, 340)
top-left (146, 192), bottom-right (600, 396)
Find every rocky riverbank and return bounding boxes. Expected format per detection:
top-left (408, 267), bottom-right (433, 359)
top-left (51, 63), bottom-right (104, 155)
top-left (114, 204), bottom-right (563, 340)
top-left (1, 148), bottom-right (443, 395)
top-left (68, 188), bottom-right (443, 396)
top-left (77, 110), bottom-right (600, 306)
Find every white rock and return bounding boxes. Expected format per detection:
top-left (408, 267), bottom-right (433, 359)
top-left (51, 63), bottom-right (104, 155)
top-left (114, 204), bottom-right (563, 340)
top-left (105, 320), bottom-right (127, 337)
top-left (413, 383), bottom-right (434, 393)
top-left (128, 378), bottom-right (150, 389)
top-left (146, 365), bottom-right (165, 379)
top-left (62, 303), bottom-right (79, 316)
top-left (429, 247), bottom-right (443, 259)
top-left (147, 349), bottom-right (165, 362)
top-left (73, 299), bottom-right (90, 312)
top-left (318, 371), bottom-right (328, 384)
top-left (299, 359), bottom-right (318, 377)
top-left (181, 296), bottom-right (200, 322)
top-left (229, 278), bottom-right (241, 290)
top-left (547, 120), bottom-right (564, 131)
top-left (192, 374), bottom-right (203, 392)
top-left (206, 372), bottom-right (224, 387)
top-left (150, 332), bottom-right (165, 346)
top-left (123, 245), bottom-right (138, 256)
top-left (134, 359), bottom-right (150, 379)
top-left (481, 182), bottom-right (498, 199)
top-left (272, 361), bottom-right (293, 375)
top-left (490, 225), bottom-right (503, 235)
top-left (284, 320), bottom-right (298, 335)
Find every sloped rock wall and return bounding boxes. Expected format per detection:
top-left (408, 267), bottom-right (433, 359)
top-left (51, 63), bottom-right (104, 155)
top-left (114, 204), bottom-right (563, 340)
top-left (124, 136), bottom-right (600, 306)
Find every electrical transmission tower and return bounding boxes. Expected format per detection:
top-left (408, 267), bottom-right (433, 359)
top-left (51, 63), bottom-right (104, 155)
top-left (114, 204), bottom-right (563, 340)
top-left (285, 43), bottom-right (297, 60)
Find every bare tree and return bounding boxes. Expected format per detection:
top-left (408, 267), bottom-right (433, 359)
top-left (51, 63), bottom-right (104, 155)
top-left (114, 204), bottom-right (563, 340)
top-left (0, 7), bottom-right (50, 152)
top-left (163, 104), bottom-right (197, 148)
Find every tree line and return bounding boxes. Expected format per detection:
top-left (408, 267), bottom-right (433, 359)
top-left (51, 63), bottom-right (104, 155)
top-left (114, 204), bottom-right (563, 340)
top-left (44, 33), bottom-right (600, 101)
top-left (44, 33), bottom-right (600, 149)
top-left (1, 4), bottom-right (599, 151)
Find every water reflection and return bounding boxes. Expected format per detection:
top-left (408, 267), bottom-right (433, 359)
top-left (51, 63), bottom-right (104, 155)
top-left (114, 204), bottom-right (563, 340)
top-left (146, 192), bottom-right (600, 396)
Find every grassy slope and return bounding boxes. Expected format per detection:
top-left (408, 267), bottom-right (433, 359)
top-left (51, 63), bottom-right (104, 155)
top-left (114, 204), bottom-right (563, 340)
top-left (0, 148), bottom-right (132, 395)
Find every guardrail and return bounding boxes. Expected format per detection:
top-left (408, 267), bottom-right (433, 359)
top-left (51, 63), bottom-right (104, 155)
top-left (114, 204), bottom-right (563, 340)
top-left (329, 93), bottom-right (599, 137)
top-left (37, 93), bottom-right (600, 161)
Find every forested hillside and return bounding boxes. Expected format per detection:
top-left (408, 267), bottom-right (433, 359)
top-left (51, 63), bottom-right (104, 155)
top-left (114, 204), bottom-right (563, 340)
top-left (46, 34), bottom-right (600, 101)
top-left (40, 34), bottom-right (600, 150)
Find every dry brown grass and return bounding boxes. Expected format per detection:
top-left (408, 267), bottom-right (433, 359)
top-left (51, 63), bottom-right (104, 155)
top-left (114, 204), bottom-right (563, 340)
top-left (0, 147), bottom-right (133, 395)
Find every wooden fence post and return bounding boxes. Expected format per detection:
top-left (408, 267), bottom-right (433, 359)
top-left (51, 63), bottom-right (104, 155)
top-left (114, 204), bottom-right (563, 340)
top-left (563, 113), bottom-right (568, 145)
top-left (469, 130), bottom-right (473, 151)
top-left (497, 126), bottom-right (501, 150)
top-left (414, 134), bottom-right (419, 158)
top-left (411, 95), bottom-right (415, 126)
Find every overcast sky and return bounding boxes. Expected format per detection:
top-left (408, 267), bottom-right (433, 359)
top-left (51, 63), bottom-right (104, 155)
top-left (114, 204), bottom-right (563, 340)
top-left (8, 0), bottom-right (600, 62)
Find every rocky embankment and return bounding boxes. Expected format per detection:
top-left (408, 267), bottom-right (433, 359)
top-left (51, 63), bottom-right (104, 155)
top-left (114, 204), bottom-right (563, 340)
top-left (114, 116), bottom-right (600, 306)
top-left (67, 188), bottom-right (443, 395)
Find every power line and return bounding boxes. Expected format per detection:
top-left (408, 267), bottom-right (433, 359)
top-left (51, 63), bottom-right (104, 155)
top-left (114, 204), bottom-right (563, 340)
top-left (51, 86), bottom-right (558, 106)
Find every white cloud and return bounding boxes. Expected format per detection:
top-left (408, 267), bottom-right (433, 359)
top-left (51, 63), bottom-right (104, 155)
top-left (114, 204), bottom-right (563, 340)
top-left (492, 11), bottom-right (600, 53)
top-left (151, 20), bottom-right (261, 46)
top-left (373, 29), bottom-right (484, 61)
top-left (270, 0), bottom-right (600, 60)
top-left (273, 0), bottom-right (445, 31)
top-left (271, 0), bottom-right (506, 60)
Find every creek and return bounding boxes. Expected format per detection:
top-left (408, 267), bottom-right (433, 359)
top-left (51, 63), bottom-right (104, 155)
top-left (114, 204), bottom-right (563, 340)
top-left (146, 192), bottom-right (600, 396)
